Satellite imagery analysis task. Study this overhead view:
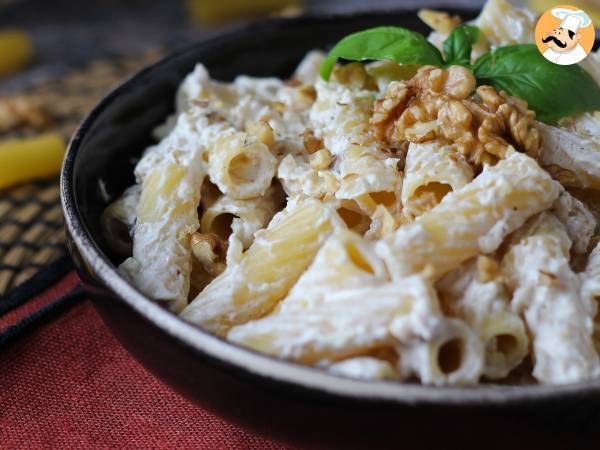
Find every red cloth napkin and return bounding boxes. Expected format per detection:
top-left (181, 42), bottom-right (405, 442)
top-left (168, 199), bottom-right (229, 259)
top-left (0, 273), bottom-right (290, 449)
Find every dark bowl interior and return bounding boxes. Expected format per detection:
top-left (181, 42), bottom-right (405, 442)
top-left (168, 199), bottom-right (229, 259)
top-left (61, 9), bottom-right (600, 446)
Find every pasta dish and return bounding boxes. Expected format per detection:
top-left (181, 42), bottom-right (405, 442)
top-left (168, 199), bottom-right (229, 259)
top-left (102, 0), bottom-right (600, 385)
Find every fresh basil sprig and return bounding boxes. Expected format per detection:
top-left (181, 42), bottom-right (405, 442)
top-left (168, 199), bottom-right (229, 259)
top-left (319, 25), bottom-right (600, 123)
top-left (443, 25), bottom-right (479, 67)
top-left (473, 44), bottom-right (600, 123)
top-left (319, 26), bottom-right (444, 80)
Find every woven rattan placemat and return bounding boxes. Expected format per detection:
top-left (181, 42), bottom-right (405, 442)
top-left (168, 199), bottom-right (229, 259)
top-left (0, 50), bottom-right (162, 295)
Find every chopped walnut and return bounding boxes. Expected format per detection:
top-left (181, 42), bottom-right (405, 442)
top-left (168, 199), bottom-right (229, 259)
top-left (370, 65), bottom-right (541, 168)
top-left (330, 62), bottom-right (378, 91)
top-left (302, 128), bottom-right (324, 153)
top-left (309, 148), bottom-right (333, 170)
top-left (476, 255), bottom-right (501, 283)
top-left (191, 232), bottom-right (227, 277)
top-left (0, 95), bottom-right (53, 132)
top-left (246, 121), bottom-right (275, 149)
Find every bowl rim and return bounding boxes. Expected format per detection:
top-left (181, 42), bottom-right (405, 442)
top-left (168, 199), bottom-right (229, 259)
top-left (60, 11), bottom-right (600, 407)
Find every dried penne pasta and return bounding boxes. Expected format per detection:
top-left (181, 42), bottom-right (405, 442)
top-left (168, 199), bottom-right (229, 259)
top-left (502, 212), bottom-right (600, 383)
top-left (181, 200), bottom-right (345, 335)
top-left (377, 152), bottom-right (562, 280)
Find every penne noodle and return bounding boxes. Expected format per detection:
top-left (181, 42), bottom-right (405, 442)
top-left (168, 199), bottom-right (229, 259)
top-left (377, 152), bottom-right (562, 280)
top-left (402, 141), bottom-right (473, 217)
top-left (502, 212), bottom-right (600, 383)
top-left (181, 200), bottom-right (345, 335)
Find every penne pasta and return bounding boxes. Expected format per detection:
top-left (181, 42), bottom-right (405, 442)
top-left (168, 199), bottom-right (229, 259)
top-left (181, 199), bottom-right (345, 335)
top-left (377, 152), bottom-right (562, 280)
top-left (402, 141), bottom-right (473, 217)
top-left (120, 162), bottom-right (205, 312)
top-left (502, 212), bottom-right (600, 384)
top-left (200, 183), bottom-right (284, 248)
top-left (228, 276), bottom-right (442, 365)
top-left (436, 256), bottom-right (529, 380)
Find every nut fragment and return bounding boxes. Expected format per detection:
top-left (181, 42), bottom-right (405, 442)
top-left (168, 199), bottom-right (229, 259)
top-left (371, 65), bottom-right (541, 168)
top-left (476, 255), bottom-right (501, 283)
top-left (0, 95), bottom-right (53, 132)
top-left (296, 84), bottom-right (317, 106)
top-left (191, 232), bottom-right (227, 277)
top-left (330, 62), bottom-right (378, 91)
top-left (309, 148), bottom-right (333, 170)
top-left (302, 128), bottom-right (324, 153)
top-left (246, 121), bottom-right (275, 149)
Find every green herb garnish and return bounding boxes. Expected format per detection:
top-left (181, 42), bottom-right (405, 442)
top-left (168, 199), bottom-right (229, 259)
top-left (473, 44), bottom-right (600, 123)
top-left (319, 27), bottom-right (444, 81)
top-left (320, 25), bottom-right (600, 123)
top-left (443, 25), bottom-right (479, 67)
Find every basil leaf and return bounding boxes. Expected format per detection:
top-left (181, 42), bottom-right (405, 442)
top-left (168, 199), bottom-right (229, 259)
top-left (473, 44), bottom-right (600, 123)
top-left (320, 26), bottom-right (445, 80)
top-left (443, 25), bottom-right (480, 67)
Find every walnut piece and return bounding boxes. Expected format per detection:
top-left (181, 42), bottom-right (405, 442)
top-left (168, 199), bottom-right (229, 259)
top-left (191, 232), bottom-right (227, 277)
top-left (330, 62), bottom-right (378, 91)
top-left (370, 65), bottom-right (541, 168)
top-left (0, 95), bottom-right (53, 132)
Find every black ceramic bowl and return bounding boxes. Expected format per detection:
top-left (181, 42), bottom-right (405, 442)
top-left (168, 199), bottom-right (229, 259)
top-left (61, 9), bottom-right (600, 447)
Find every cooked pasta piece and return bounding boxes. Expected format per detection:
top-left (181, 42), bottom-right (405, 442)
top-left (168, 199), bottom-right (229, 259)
top-left (310, 78), bottom-right (402, 203)
top-left (228, 276), bottom-right (442, 365)
top-left (277, 229), bottom-right (388, 311)
top-left (538, 122), bottom-right (600, 189)
top-left (277, 153), bottom-right (339, 198)
top-left (396, 317), bottom-right (484, 385)
top-left (332, 199), bottom-right (373, 234)
top-left (376, 152), bottom-right (562, 280)
top-left (502, 212), bottom-right (600, 384)
top-left (580, 49), bottom-right (600, 87)
top-left (181, 199), bottom-right (345, 335)
top-left (402, 141), bottom-right (473, 217)
top-left (436, 257), bottom-right (529, 380)
top-left (581, 241), bottom-right (600, 352)
top-left (207, 129), bottom-right (277, 199)
top-left (120, 162), bottom-right (205, 312)
top-left (200, 183), bottom-right (284, 248)
top-left (101, 184), bottom-right (141, 257)
top-left (364, 205), bottom-right (398, 240)
top-left (559, 111), bottom-right (600, 146)
top-left (472, 0), bottom-right (536, 47)
top-left (327, 357), bottom-right (399, 380)
top-left (292, 50), bottom-right (325, 85)
top-left (551, 190), bottom-right (596, 254)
